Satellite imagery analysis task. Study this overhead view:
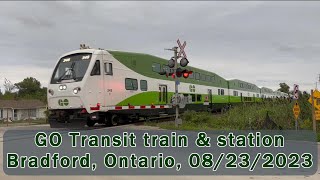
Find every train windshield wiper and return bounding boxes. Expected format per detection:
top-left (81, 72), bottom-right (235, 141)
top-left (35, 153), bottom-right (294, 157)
top-left (57, 62), bottom-right (77, 82)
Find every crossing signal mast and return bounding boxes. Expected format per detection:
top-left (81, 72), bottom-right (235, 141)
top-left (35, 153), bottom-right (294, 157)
top-left (160, 39), bottom-right (192, 127)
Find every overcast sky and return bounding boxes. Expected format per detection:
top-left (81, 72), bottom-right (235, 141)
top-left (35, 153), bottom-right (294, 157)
top-left (1, 1), bottom-right (320, 92)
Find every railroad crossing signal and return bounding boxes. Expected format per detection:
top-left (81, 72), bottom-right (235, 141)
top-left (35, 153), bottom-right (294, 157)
top-left (293, 84), bottom-right (299, 100)
top-left (163, 39), bottom-right (192, 127)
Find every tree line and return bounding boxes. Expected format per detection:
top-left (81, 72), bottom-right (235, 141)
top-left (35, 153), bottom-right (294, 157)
top-left (0, 77), bottom-right (47, 102)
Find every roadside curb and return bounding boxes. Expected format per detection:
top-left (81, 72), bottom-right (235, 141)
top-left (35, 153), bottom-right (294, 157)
top-left (0, 124), bottom-right (49, 130)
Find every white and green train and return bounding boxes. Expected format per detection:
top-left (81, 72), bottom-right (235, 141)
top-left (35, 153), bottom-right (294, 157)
top-left (47, 45), bottom-right (288, 128)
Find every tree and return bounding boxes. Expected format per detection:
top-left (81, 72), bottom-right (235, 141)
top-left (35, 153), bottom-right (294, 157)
top-left (278, 83), bottom-right (290, 94)
top-left (0, 78), bottom-right (17, 100)
top-left (4, 78), bottom-right (16, 93)
top-left (15, 77), bottom-right (41, 96)
top-left (14, 77), bottom-right (47, 102)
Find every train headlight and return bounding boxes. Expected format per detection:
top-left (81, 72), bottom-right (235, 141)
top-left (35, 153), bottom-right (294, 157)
top-left (59, 85), bottom-right (67, 90)
top-left (73, 87), bottom-right (81, 94)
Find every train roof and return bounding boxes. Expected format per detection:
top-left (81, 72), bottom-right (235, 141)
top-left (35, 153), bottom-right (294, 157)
top-left (59, 49), bottom-right (100, 59)
top-left (107, 50), bottom-right (230, 88)
top-left (261, 87), bottom-right (274, 93)
top-left (62, 47), bottom-right (280, 92)
top-left (228, 79), bottom-right (260, 93)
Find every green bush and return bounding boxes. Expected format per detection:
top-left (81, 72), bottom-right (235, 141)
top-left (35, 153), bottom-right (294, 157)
top-left (300, 119), bottom-right (313, 130)
top-left (155, 101), bottom-right (312, 131)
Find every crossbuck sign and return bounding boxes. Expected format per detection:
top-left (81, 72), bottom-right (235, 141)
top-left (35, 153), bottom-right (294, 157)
top-left (293, 84), bottom-right (299, 100)
top-left (177, 39), bottom-right (187, 58)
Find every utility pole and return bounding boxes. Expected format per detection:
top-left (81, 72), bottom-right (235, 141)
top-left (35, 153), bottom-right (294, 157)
top-left (311, 90), bottom-right (316, 132)
top-left (317, 74), bottom-right (320, 90)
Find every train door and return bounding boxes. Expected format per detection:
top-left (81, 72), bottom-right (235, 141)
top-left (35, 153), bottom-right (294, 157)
top-left (103, 59), bottom-right (113, 106)
top-left (87, 55), bottom-right (104, 108)
top-left (159, 85), bottom-right (168, 104)
top-left (240, 93), bottom-right (243, 102)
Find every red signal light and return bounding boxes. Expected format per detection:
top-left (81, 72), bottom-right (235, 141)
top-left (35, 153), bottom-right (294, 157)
top-left (182, 70), bottom-right (193, 78)
top-left (183, 72), bottom-right (189, 78)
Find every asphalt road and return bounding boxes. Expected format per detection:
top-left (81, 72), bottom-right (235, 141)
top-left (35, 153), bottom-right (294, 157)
top-left (0, 124), bottom-right (319, 180)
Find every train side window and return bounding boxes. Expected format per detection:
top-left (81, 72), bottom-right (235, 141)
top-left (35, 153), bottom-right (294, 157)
top-left (191, 94), bottom-right (195, 102)
top-left (152, 63), bottom-right (161, 73)
top-left (91, 60), bottom-right (101, 76)
top-left (201, 74), bottom-right (206, 81)
top-left (189, 72), bottom-right (194, 79)
top-left (206, 75), bottom-right (210, 82)
top-left (196, 94), bottom-right (202, 102)
top-left (162, 64), bottom-right (169, 73)
top-left (125, 78), bottom-right (138, 90)
top-left (211, 76), bottom-right (215, 82)
top-left (195, 72), bottom-right (200, 80)
top-left (233, 91), bottom-right (238, 96)
top-left (104, 63), bottom-right (113, 75)
top-left (140, 80), bottom-right (148, 91)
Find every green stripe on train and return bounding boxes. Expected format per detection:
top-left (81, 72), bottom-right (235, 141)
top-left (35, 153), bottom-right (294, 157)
top-left (116, 91), bottom-right (259, 106)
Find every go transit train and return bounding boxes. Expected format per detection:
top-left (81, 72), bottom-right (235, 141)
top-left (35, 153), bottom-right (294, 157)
top-left (47, 44), bottom-right (288, 128)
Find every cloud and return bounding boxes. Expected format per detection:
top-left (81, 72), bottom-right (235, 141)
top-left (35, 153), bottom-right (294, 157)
top-left (0, 1), bottom-right (319, 92)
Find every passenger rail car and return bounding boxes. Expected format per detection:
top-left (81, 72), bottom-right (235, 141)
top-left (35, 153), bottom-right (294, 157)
top-left (47, 45), bottom-right (282, 128)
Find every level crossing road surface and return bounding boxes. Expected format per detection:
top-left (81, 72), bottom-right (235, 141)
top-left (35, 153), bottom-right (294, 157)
top-left (0, 125), bottom-right (319, 180)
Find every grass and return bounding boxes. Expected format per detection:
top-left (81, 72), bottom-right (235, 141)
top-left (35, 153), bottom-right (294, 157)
top-left (145, 101), bottom-right (320, 142)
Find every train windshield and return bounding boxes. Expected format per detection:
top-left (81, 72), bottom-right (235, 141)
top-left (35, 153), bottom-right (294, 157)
top-left (50, 53), bottom-right (92, 84)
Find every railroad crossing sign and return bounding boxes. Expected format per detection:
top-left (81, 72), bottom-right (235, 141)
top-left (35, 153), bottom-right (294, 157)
top-left (308, 89), bottom-right (320, 110)
top-left (177, 39), bottom-right (187, 58)
top-left (293, 84), bottom-right (299, 99)
top-left (293, 102), bottom-right (300, 120)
